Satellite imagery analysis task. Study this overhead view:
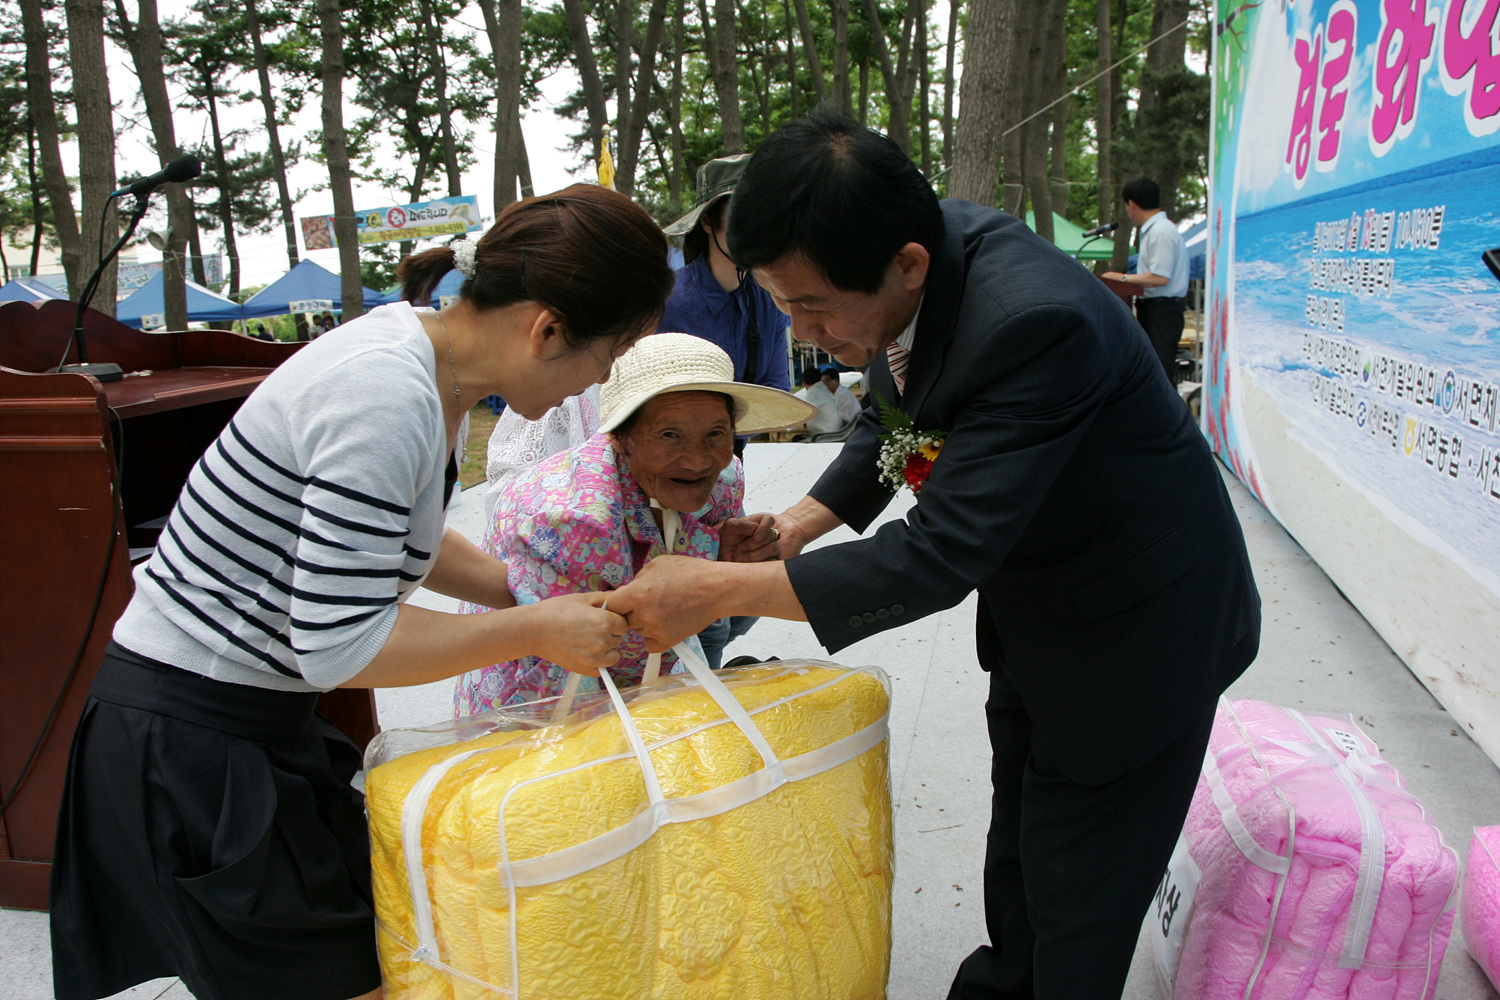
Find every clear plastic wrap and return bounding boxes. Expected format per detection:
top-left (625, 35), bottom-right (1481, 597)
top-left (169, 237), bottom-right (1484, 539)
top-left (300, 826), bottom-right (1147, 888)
top-left (1153, 698), bottom-right (1458, 1000)
top-left (365, 649), bottom-right (893, 999)
top-left (1462, 825), bottom-right (1500, 990)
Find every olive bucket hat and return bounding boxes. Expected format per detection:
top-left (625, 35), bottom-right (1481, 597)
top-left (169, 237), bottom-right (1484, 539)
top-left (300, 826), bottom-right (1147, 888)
top-left (662, 153), bottom-right (753, 237)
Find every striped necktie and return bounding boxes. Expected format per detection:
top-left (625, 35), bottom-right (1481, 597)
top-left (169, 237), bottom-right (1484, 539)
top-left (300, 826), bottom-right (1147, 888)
top-left (886, 341), bottom-right (909, 395)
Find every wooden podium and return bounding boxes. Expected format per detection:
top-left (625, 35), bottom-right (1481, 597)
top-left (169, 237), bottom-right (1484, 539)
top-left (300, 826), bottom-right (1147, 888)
top-left (1099, 274), bottom-right (1139, 306)
top-left (0, 301), bottom-right (378, 910)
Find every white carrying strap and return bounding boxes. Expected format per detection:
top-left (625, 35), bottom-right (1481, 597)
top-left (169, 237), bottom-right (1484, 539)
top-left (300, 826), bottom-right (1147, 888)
top-left (1212, 697), bottom-right (1297, 1000)
top-left (1200, 743), bottom-right (1292, 876)
top-left (1284, 708), bottom-right (1385, 971)
top-left (397, 745), bottom-right (492, 963)
top-left (640, 506), bottom-right (680, 686)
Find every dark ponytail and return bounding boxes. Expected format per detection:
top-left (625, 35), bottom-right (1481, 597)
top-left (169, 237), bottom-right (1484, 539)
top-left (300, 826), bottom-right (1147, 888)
top-left (397, 184), bottom-right (675, 351)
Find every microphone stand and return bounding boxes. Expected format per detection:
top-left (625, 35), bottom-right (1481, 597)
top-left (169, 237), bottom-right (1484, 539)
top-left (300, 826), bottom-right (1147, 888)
top-left (1075, 233), bottom-right (1109, 263)
top-left (59, 191), bottom-right (154, 382)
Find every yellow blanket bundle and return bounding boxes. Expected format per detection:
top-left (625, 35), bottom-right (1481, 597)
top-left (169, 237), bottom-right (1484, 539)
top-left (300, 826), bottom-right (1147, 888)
top-left (365, 658), bottom-right (893, 999)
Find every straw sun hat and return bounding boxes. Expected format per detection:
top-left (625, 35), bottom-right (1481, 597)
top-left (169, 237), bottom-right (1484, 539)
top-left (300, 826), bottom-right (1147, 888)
top-left (598, 332), bottom-right (817, 436)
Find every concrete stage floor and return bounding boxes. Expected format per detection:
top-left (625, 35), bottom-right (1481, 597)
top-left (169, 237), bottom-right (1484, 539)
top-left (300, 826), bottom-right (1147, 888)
top-left (4, 442), bottom-right (1497, 999)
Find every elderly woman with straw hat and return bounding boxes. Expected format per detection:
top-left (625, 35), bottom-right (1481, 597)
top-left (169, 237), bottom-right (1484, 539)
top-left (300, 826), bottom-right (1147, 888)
top-left (454, 332), bottom-right (815, 715)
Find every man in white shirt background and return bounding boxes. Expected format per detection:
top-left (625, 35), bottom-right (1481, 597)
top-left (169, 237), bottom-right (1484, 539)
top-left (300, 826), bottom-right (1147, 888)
top-left (1103, 177), bottom-right (1189, 383)
top-left (821, 367), bottom-right (862, 423)
top-left (796, 365), bottom-right (844, 436)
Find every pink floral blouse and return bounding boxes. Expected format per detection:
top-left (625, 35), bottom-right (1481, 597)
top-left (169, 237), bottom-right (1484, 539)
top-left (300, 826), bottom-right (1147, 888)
top-left (454, 431), bottom-right (743, 716)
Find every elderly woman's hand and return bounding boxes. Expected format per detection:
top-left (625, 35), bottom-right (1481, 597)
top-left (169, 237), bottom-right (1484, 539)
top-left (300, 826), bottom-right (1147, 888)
top-left (719, 513), bottom-right (782, 562)
top-left (524, 592), bottom-right (629, 677)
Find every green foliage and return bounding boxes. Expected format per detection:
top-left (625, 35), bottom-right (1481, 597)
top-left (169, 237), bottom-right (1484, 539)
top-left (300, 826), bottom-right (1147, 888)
top-left (360, 242), bottom-right (402, 291)
top-left (10, 0), bottom-right (1214, 292)
top-left (871, 389), bottom-right (912, 433)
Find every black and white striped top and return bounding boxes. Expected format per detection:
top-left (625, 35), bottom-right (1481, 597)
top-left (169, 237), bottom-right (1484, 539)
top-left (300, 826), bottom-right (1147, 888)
top-left (114, 303), bottom-right (458, 691)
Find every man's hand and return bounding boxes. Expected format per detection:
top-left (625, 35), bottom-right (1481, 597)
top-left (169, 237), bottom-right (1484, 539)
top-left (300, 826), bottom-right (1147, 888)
top-left (719, 513), bottom-right (781, 562)
top-left (609, 556), bottom-right (727, 653)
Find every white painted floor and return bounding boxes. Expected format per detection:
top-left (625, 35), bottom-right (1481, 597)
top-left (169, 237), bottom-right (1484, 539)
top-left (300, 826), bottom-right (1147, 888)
top-left (4, 442), bottom-right (1497, 999)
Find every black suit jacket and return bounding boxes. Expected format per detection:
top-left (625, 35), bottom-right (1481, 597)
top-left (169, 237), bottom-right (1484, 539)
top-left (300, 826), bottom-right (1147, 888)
top-left (786, 201), bottom-right (1260, 783)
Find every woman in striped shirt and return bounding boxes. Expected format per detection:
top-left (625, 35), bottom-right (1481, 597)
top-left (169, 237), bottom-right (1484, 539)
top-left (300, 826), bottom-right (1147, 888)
top-left (49, 186), bottom-right (675, 1000)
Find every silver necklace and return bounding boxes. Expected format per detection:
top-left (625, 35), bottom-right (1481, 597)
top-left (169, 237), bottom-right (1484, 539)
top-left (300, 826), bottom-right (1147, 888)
top-left (435, 312), bottom-right (461, 402)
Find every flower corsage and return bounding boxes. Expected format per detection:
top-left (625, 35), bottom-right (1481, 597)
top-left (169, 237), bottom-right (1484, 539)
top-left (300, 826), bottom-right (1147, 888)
top-left (873, 392), bottom-right (947, 495)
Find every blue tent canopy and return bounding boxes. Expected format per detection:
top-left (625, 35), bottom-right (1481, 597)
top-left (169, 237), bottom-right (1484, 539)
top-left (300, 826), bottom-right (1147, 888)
top-left (0, 277), bottom-right (68, 304)
top-left (241, 259), bottom-right (387, 319)
top-left (115, 270), bottom-right (246, 328)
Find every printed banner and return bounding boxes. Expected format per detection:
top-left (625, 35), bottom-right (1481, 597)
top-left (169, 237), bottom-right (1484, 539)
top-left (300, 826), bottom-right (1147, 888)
top-left (1207, 0), bottom-right (1500, 763)
top-left (299, 195), bottom-right (483, 249)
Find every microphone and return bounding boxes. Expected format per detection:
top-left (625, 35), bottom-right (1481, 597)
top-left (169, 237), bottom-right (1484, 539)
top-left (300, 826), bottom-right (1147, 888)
top-left (110, 154), bottom-right (202, 199)
top-left (1082, 222), bottom-right (1119, 238)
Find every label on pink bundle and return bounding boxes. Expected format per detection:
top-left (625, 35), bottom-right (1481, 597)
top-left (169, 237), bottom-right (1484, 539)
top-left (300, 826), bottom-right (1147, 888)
top-left (1327, 728), bottom-right (1362, 754)
top-left (1151, 834), bottom-right (1202, 994)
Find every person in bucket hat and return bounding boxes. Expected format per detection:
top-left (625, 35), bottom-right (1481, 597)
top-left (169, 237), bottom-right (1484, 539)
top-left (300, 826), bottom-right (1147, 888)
top-left (452, 333), bottom-right (815, 713)
top-left (659, 155), bottom-right (794, 454)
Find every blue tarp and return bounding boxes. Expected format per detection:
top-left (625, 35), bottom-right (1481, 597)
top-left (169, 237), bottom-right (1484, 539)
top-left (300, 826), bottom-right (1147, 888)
top-left (115, 270), bottom-right (246, 328)
top-left (240, 259), bottom-right (387, 319)
top-left (383, 269), bottom-right (463, 307)
top-left (0, 277), bottom-right (68, 304)
top-left (1128, 218), bottom-right (1207, 282)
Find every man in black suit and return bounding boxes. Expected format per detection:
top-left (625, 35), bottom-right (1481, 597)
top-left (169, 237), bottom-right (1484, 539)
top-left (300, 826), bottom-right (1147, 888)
top-left (611, 111), bottom-right (1260, 998)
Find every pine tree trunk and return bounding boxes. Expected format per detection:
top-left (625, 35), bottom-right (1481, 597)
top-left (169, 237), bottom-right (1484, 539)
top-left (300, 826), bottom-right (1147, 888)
top-left (791, 0), bottom-right (827, 104)
top-left (26, 121), bottom-right (45, 278)
top-left (1047, 0), bottom-right (1070, 220)
top-left (399, 149), bottom-right (433, 260)
top-left (1025, 0), bottom-right (1068, 242)
top-left (861, 0), bottom-right (910, 151)
top-left (203, 73), bottom-right (242, 298)
top-left (948, 0), bottom-right (1015, 206)
top-left (857, 55), bottom-right (868, 123)
top-left (245, 0), bottom-right (301, 288)
top-left (478, 0), bottom-right (523, 210)
top-left (317, 0), bottom-right (363, 322)
top-left (667, 0), bottom-right (686, 209)
top-left (1095, 0), bottom-right (1114, 232)
top-left (617, 0), bottom-right (670, 193)
top-left (712, 0), bottom-right (743, 153)
top-left (187, 213), bottom-right (206, 294)
top-left (1050, 94), bottom-right (1069, 219)
top-left (1107, 0), bottom-right (1131, 274)
top-left (562, 0), bottom-right (610, 160)
top-left (413, 0), bottom-right (463, 196)
top-left (941, 0), bottom-right (958, 184)
top-left (65, 0), bottom-right (117, 315)
top-left (1138, 0), bottom-right (1191, 217)
top-left (781, 0), bottom-right (799, 117)
top-left (21, 0), bottom-right (84, 297)
top-left (515, 117), bottom-right (534, 197)
top-left (917, 0), bottom-right (931, 173)
top-left (112, 0), bottom-right (195, 329)
top-left (831, 0), bottom-right (851, 115)
top-left (752, 1), bottom-right (773, 134)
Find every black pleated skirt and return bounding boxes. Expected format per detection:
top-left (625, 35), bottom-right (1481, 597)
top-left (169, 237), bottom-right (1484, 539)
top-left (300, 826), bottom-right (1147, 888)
top-left (49, 644), bottom-right (382, 1000)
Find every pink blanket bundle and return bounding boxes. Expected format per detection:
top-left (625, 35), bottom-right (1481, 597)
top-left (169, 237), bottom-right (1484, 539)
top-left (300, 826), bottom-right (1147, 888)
top-left (1152, 699), bottom-right (1459, 1000)
top-left (1463, 825), bottom-right (1500, 989)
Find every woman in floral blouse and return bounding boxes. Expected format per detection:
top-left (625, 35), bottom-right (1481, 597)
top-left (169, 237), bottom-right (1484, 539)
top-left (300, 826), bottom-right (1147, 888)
top-left (455, 332), bottom-right (815, 714)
